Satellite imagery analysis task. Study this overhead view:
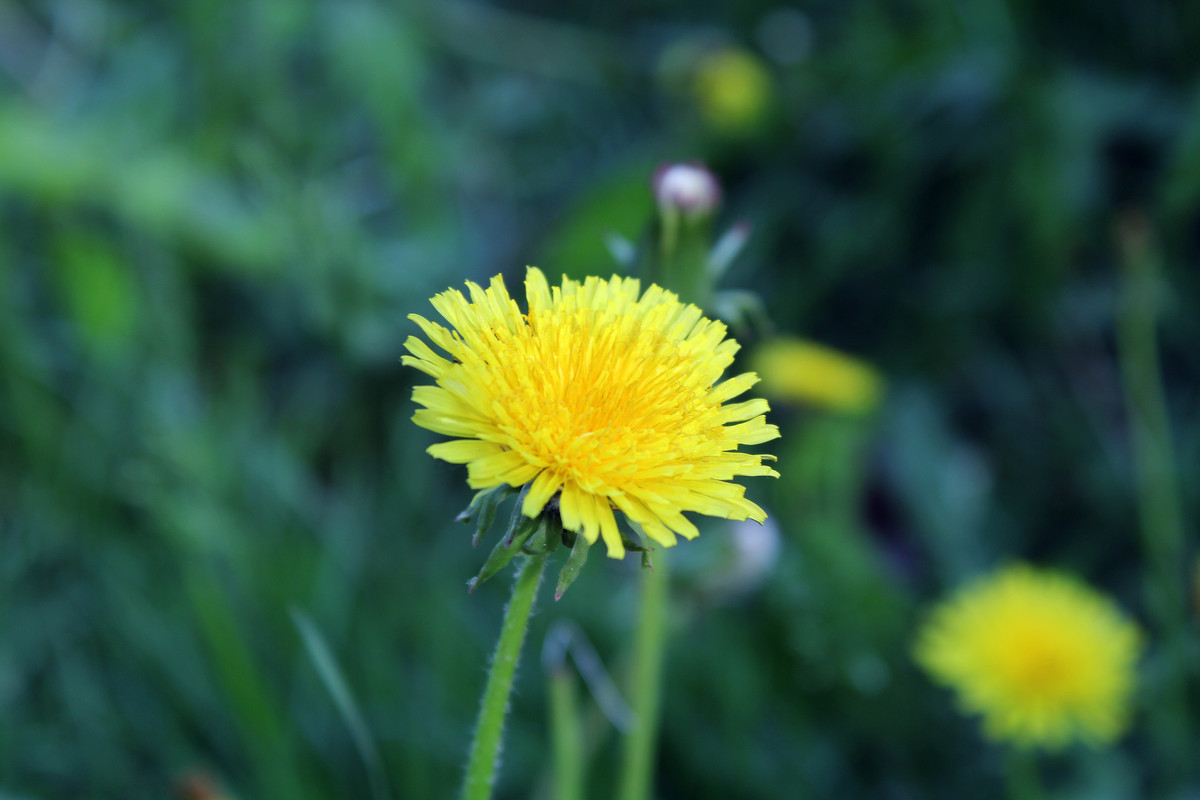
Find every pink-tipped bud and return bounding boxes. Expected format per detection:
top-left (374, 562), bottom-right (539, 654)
top-left (653, 162), bottom-right (722, 218)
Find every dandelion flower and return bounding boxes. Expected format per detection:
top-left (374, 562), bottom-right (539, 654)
top-left (692, 48), bottom-right (772, 134)
top-left (403, 267), bottom-right (780, 559)
top-left (915, 565), bottom-right (1142, 750)
top-left (751, 336), bottom-right (883, 415)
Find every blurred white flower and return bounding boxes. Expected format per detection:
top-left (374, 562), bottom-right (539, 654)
top-left (653, 162), bottom-right (722, 218)
top-left (701, 516), bottom-right (781, 598)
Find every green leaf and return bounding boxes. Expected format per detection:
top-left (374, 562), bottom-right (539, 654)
top-left (291, 610), bottom-right (392, 800)
top-left (51, 228), bottom-right (140, 355)
top-left (539, 160), bottom-right (654, 282)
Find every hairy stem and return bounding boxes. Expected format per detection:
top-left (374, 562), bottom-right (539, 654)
top-left (461, 554), bottom-right (549, 800)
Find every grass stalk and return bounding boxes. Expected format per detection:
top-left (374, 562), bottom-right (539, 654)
top-left (185, 561), bottom-right (309, 800)
top-left (1114, 214), bottom-right (1193, 783)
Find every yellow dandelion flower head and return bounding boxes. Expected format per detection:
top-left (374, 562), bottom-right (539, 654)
top-left (692, 48), bottom-right (773, 134)
top-left (403, 267), bottom-right (780, 560)
top-left (751, 336), bottom-right (883, 415)
top-left (915, 565), bottom-right (1143, 750)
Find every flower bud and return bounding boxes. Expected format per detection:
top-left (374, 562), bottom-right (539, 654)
top-left (653, 162), bottom-right (722, 219)
top-left (705, 517), bottom-right (781, 597)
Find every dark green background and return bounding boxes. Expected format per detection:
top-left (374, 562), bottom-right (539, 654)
top-left (2, 1), bottom-right (1198, 798)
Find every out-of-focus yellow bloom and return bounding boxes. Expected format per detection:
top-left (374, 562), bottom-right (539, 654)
top-left (751, 337), bottom-right (883, 415)
top-left (404, 268), bottom-right (780, 559)
top-left (692, 48), bottom-right (772, 134)
top-left (915, 565), bottom-right (1143, 750)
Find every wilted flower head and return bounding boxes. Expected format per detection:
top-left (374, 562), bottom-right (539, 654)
top-left (915, 565), bottom-right (1142, 750)
top-left (653, 162), bottom-right (722, 218)
top-left (752, 336), bottom-right (883, 415)
top-left (404, 267), bottom-right (780, 559)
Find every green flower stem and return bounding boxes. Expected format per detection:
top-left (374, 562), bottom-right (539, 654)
top-left (617, 549), bottom-right (670, 800)
top-left (1114, 216), bottom-right (1193, 781)
top-left (462, 553), bottom-right (549, 800)
top-left (1004, 748), bottom-right (1043, 800)
top-left (548, 667), bottom-right (584, 800)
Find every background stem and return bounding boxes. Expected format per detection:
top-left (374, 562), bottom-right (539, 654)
top-left (461, 554), bottom-right (549, 800)
top-left (549, 667), bottom-right (584, 800)
top-left (1004, 748), bottom-right (1043, 800)
top-left (617, 549), bottom-right (670, 800)
top-left (1114, 214), bottom-right (1194, 785)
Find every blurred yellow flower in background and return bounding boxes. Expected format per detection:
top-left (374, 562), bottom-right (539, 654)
top-left (915, 565), bottom-right (1143, 750)
top-left (404, 267), bottom-right (780, 559)
top-left (692, 48), bottom-right (773, 134)
top-left (751, 336), bottom-right (883, 414)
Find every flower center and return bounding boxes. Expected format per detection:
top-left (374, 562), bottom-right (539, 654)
top-left (999, 628), bottom-right (1076, 699)
top-left (487, 309), bottom-right (710, 491)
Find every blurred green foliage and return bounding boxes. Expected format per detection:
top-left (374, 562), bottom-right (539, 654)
top-left (2, 0), bottom-right (1199, 798)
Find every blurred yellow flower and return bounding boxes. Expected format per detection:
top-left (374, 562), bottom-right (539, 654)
top-left (751, 337), bottom-right (883, 414)
top-left (693, 48), bottom-right (772, 134)
top-left (404, 268), bottom-right (780, 559)
top-left (915, 565), bottom-right (1142, 750)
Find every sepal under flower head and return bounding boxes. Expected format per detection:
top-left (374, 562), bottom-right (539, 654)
top-left (405, 267), bottom-right (779, 563)
top-left (458, 486), bottom-right (657, 598)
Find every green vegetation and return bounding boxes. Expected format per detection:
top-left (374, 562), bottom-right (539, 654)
top-left (2, 1), bottom-right (1198, 798)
